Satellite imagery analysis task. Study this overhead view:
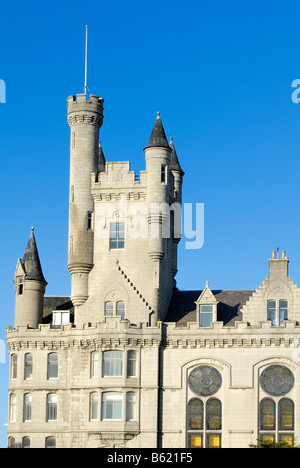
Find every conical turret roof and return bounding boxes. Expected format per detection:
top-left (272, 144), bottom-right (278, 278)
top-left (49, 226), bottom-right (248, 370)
top-left (169, 137), bottom-right (184, 175)
top-left (22, 228), bottom-right (46, 283)
top-left (145, 112), bottom-right (170, 150)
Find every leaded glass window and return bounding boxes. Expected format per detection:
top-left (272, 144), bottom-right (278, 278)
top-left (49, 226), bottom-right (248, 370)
top-left (189, 366), bottom-right (222, 397)
top-left (188, 399), bottom-right (204, 430)
top-left (260, 398), bottom-right (276, 431)
top-left (206, 398), bottom-right (222, 430)
top-left (188, 434), bottom-right (203, 449)
top-left (279, 398), bottom-right (294, 431)
top-left (260, 365), bottom-right (294, 397)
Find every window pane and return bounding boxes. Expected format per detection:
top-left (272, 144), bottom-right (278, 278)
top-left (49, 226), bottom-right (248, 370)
top-left (200, 313), bottom-right (213, 327)
top-left (260, 434), bottom-right (275, 444)
top-left (127, 351), bottom-right (137, 377)
top-left (11, 354), bottom-right (17, 380)
top-left (267, 301), bottom-right (276, 326)
top-left (279, 301), bottom-right (288, 326)
top-left (10, 394), bottom-right (16, 423)
top-left (90, 393), bottom-right (98, 421)
top-left (47, 394), bottom-right (57, 421)
top-left (104, 302), bottom-right (114, 316)
top-left (24, 394), bottom-right (32, 422)
top-left (279, 399), bottom-right (294, 431)
top-left (102, 393), bottom-right (122, 420)
top-left (103, 351), bottom-right (123, 377)
top-left (189, 399), bottom-right (203, 430)
top-left (110, 223), bottom-right (125, 250)
top-left (116, 302), bottom-right (125, 320)
top-left (200, 305), bottom-right (214, 313)
top-left (279, 434), bottom-right (294, 446)
top-left (207, 434), bottom-right (221, 448)
top-left (206, 399), bottom-right (222, 430)
top-left (48, 354), bottom-right (58, 379)
top-left (260, 399), bottom-right (276, 431)
top-left (22, 437), bottom-right (30, 448)
top-left (189, 434), bottom-right (203, 449)
top-left (91, 351), bottom-right (99, 378)
top-left (126, 392), bottom-right (136, 421)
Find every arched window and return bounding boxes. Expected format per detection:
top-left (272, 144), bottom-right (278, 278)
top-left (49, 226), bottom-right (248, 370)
top-left (260, 398), bottom-right (276, 431)
top-left (47, 353), bottom-right (58, 380)
top-left (8, 437), bottom-right (16, 449)
top-left (23, 394), bottom-right (32, 422)
top-left (45, 437), bottom-right (56, 448)
top-left (11, 354), bottom-right (17, 380)
top-left (104, 302), bottom-right (114, 316)
top-left (127, 351), bottom-right (137, 377)
top-left (188, 399), bottom-right (203, 430)
top-left (22, 437), bottom-right (31, 448)
top-left (126, 392), bottom-right (137, 421)
top-left (91, 351), bottom-right (99, 378)
top-left (47, 394), bottom-right (58, 421)
top-left (24, 354), bottom-right (33, 380)
top-left (206, 398), bottom-right (222, 430)
top-left (9, 394), bottom-right (16, 423)
top-left (279, 398), bottom-right (294, 431)
top-left (90, 392), bottom-right (99, 421)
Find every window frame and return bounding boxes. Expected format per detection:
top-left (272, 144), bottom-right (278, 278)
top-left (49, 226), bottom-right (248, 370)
top-left (267, 300), bottom-right (289, 326)
top-left (102, 351), bottom-right (123, 377)
top-left (46, 394), bottom-right (58, 422)
top-left (199, 305), bottom-right (214, 328)
top-left (24, 353), bottom-right (33, 380)
top-left (109, 222), bottom-right (125, 250)
top-left (47, 353), bottom-right (58, 380)
top-left (101, 392), bottom-right (123, 421)
top-left (23, 393), bottom-right (32, 422)
top-left (11, 354), bottom-right (17, 380)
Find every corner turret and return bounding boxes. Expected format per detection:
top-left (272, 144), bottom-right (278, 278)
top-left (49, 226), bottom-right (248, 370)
top-left (14, 228), bottom-right (47, 328)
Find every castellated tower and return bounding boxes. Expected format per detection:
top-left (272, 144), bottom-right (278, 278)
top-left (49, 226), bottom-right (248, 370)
top-left (74, 110), bottom-right (184, 327)
top-left (67, 93), bottom-right (104, 308)
top-left (14, 228), bottom-right (47, 328)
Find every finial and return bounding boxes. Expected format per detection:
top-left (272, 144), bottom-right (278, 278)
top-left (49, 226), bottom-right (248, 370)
top-left (205, 280), bottom-right (209, 288)
top-left (157, 111), bottom-right (160, 119)
top-left (31, 227), bottom-right (35, 233)
top-left (84, 25), bottom-right (88, 95)
top-left (170, 137), bottom-right (173, 144)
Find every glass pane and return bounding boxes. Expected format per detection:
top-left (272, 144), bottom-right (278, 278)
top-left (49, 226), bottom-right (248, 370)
top-left (260, 399), bottom-right (276, 430)
top-left (200, 305), bottom-right (214, 313)
top-left (207, 434), bottom-right (221, 448)
top-left (279, 434), bottom-right (294, 446)
top-left (126, 393), bottom-right (136, 420)
top-left (279, 399), bottom-right (294, 431)
top-left (267, 310), bottom-right (276, 326)
top-left (189, 399), bottom-right (203, 430)
top-left (91, 352), bottom-right (99, 378)
top-left (23, 437), bottom-right (30, 448)
top-left (45, 437), bottom-right (56, 448)
top-left (90, 393), bottom-right (98, 420)
top-left (200, 313), bottom-right (213, 327)
top-left (127, 351), bottom-right (137, 377)
top-left (47, 394), bottom-right (57, 421)
top-left (207, 399), bottom-right (222, 430)
top-left (104, 302), bottom-right (114, 316)
top-left (260, 434), bottom-right (275, 443)
top-left (116, 302), bottom-right (125, 320)
top-left (24, 354), bottom-right (33, 379)
top-left (11, 355), bottom-right (17, 380)
top-left (102, 393), bottom-right (122, 420)
top-left (103, 351), bottom-right (123, 376)
top-left (48, 354), bottom-right (58, 379)
top-left (189, 434), bottom-right (203, 448)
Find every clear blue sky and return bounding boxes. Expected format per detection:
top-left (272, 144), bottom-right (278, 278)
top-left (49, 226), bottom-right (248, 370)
top-left (1, 0), bottom-right (300, 448)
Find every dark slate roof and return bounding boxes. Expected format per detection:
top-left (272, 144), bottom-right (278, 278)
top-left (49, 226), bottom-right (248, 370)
top-left (22, 228), bottom-right (46, 283)
top-left (165, 290), bottom-right (255, 326)
top-left (169, 137), bottom-right (184, 175)
top-left (43, 296), bottom-right (74, 323)
top-left (98, 140), bottom-right (106, 173)
top-left (145, 113), bottom-right (171, 150)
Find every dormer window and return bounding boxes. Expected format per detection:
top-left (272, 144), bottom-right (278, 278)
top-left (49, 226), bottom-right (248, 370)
top-left (267, 300), bottom-right (288, 326)
top-left (199, 305), bottom-right (214, 327)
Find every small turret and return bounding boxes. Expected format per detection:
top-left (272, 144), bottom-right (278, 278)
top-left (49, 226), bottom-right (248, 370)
top-left (144, 113), bottom-right (172, 262)
top-left (14, 228), bottom-right (47, 328)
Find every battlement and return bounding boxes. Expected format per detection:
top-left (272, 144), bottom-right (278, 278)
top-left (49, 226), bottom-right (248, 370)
top-left (91, 161), bottom-right (147, 193)
top-left (67, 93), bottom-right (104, 127)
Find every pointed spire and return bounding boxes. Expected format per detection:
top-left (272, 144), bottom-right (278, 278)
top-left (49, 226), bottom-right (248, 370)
top-left (169, 137), bottom-right (184, 175)
top-left (98, 140), bottom-right (106, 173)
top-left (144, 112), bottom-right (170, 150)
top-left (22, 227), bottom-right (46, 283)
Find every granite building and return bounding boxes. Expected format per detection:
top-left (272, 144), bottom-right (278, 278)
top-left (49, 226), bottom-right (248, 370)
top-left (6, 89), bottom-right (300, 448)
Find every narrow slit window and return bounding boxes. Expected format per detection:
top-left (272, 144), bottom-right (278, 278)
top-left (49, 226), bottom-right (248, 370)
top-left (87, 212), bottom-right (93, 231)
top-left (18, 278), bottom-right (24, 296)
top-left (161, 165), bottom-right (166, 183)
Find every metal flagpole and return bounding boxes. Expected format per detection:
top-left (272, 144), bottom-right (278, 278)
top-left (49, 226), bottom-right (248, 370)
top-left (84, 25), bottom-right (88, 95)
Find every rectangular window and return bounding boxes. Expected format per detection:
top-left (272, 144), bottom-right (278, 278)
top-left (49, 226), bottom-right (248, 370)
top-left (102, 351), bottom-right (123, 377)
top-left (10, 394), bottom-right (16, 423)
top-left (161, 165), bottom-right (166, 183)
top-left (279, 300), bottom-right (288, 326)
top-left (207, 434), bottom-right (221, 449)
top-left (199, 305), bottom-right (214, 327)
top-left (11, 355), bottom-right (17, 380)
top-left (102, 393), bottom-right (122, 420)
top-left (109, 222), bottom-right (125, 250)
top-left (267, 301), bottom-right (276, 326)
top-left (189, 434), bottom-right (203, 449)
top-left (87, 212), bottom-right (93, 231)
top-left (18, 278), bottom-right (24, 295)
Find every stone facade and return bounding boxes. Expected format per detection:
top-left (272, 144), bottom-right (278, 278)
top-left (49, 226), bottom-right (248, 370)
top-left (6, 91), bottom-right (300, 448)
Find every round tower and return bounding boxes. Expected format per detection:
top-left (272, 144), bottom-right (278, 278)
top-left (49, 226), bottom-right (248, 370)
top-left (14, 228), bottom-right (47, 329)
top-left (67, 93), bottom-right (104, 307)
top-left (144, 112), bottom-right (172, 262)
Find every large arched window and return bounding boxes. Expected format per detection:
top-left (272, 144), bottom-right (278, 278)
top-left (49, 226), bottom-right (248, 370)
top-left (206, 398), bottom-right (222, 430)
top-left (260, 398), bottom-right (276, 431)
top-left (188, 399), bottom-right (203, 430)
top-left (279, 398), bottom-right (294, 431)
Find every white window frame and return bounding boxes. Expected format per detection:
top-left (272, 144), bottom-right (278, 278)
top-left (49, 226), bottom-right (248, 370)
top-left (101, 392), bottom-right (123, 421)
